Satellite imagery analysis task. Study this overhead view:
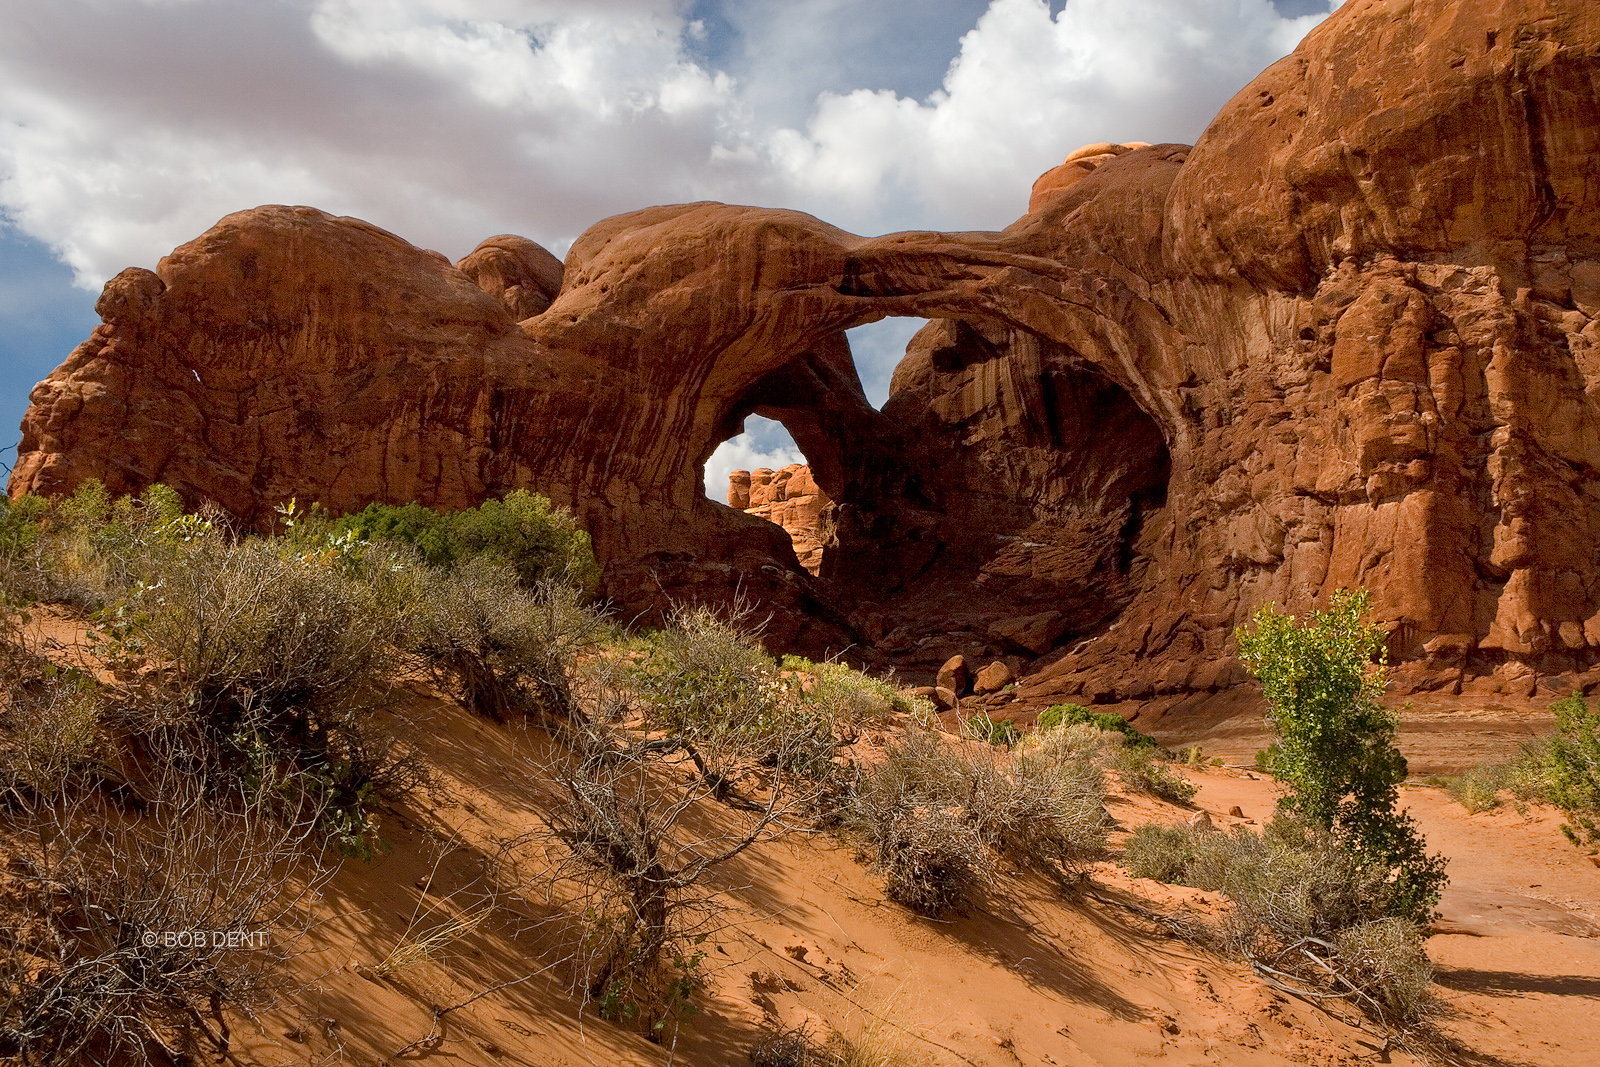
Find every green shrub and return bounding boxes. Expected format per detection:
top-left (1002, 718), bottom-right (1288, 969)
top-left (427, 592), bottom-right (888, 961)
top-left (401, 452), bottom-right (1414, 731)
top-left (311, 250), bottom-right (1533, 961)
top-left (1440, 700), bottom-right (1600, 843)
top-left (404, 554), bottom-right (602, 728)
top-left (121, 531), bottom-right (414, 854)
top-left (0, 494), bottom-right (46, 558)
top-left (630, 607), bottom-right (838, 792)
top-left (1545, 694), bottom-right (1600, 843)
top-left (779, 655), bottom-right (928, 724)
top-left (965, 711), bottom-right (1021, 747)
top-left (1104, 741), bottom-right (1197, 803)
top-left (1036, 703), bottom-right (1155, 748)
top-left (1442, 765), bottom-right (1506, 814)
top-left (1236, 590), bottom-right (1446, 924)
top-left (330, 489), bottom-right (599, 592)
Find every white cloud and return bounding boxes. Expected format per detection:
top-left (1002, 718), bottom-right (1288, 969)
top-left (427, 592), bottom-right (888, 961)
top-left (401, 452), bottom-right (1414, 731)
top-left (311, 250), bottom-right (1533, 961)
top-left (0, 0), bottom-right (1336, 287)
top-left (703, 415), bottom-right (805, 500)
top-left (767, 0), bottom-right (1332, 231)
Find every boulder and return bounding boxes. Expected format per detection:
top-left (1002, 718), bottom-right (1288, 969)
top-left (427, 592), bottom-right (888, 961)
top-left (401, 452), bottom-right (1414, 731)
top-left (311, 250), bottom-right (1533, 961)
top-left (990, 613), bottom-right (1068, 656)
top-left (973, 661), bottom-right (1014, 695)
top-left (456, 234), bottom-right (564, 319)
top-left (936, 655), bottom-right (972, 696)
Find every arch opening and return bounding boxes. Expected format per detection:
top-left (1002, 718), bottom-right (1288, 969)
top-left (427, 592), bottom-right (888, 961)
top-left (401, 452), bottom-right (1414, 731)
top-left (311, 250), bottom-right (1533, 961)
top-left (706, 414), bottom-right (836, 576)
top-left (844, 317), bottom-right (927, 410)
top-left (821, 317), bottom-right (1175, 674)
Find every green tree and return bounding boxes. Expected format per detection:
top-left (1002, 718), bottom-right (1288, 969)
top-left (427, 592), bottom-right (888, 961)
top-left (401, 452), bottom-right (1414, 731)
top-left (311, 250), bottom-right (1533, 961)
top-left (1236, 589), bottom-right (1446, 922)
top-left (1544, 693), bottom-right (1600, 843)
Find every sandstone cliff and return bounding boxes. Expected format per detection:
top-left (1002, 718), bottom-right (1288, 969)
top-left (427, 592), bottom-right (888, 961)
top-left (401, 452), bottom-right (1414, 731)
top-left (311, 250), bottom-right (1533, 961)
top-left (728, 465), bottom-right (835, 575)
top-left (16, 0), bottom-right (1600, 700)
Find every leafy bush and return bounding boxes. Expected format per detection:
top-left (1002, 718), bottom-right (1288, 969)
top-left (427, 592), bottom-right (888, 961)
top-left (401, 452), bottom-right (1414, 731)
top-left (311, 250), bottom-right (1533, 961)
top-left (1236, 590), bottom-right (1446, 924)
top-left (329, 489), bottom-right (599, 592)
top-left (1036, 703), bottom-right (1155, 748)
top-left (1544, 693), bottom-right (1600, 843)
top-left (1425, 697), bottom-right (1600, 844)
top-left (0, 494), bottom-right (46, 559)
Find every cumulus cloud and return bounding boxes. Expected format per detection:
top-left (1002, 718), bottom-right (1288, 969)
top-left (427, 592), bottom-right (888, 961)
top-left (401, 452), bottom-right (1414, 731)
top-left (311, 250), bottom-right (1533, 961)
top-left (766, 0), bottom-right (1330, 231)
top-left (0, 0), bottom-right (1337, 285)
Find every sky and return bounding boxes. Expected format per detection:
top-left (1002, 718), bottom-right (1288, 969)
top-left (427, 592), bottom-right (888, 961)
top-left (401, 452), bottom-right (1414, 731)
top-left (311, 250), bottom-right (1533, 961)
top-left (0, 0), bottom-right (1341, 494)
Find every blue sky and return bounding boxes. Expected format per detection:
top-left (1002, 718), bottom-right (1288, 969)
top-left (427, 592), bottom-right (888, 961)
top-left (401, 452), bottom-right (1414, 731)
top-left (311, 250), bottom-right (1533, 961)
top-left (0, 0), bottom-right (1339, 494)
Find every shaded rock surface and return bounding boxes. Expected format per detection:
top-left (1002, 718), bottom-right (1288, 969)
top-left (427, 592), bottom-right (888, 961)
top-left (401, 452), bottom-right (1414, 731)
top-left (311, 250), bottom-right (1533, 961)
top-left (16, 0), bottom-right (1600, 701)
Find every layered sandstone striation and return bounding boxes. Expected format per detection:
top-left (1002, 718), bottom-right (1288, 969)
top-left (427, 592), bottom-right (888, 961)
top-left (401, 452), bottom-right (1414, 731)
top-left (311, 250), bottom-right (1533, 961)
top-left (728, 465), bottom-right (834, 575)
top-left (16, 0), bottom-right (1600, 699)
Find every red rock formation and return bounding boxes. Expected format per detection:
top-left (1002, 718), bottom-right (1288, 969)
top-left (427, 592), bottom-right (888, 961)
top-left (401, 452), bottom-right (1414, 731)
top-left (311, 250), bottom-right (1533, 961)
top-left (456, 234), bottom-right (564, 320)
top-left (728, 464), bottom-right (834, 574)
top-left (15, 0), bottom-right (1600, 699)
top-left (1028, 141), bottom-right (1149, 213)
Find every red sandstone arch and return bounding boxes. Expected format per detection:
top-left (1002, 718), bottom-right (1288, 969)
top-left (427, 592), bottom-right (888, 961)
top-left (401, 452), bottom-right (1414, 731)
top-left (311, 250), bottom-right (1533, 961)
top-left (16, 0), bottom-right (1600, 698)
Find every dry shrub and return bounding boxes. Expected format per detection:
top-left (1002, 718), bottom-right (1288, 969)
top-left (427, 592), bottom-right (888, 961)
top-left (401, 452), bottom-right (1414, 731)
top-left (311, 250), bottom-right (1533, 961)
top-left (749, 1021), bottom-right (912, 1067)
top-left (1119, 817), bottom-right (1436, 1025)
top-left (404, 555), bottom-right (605, 728)
top-left (1, 672), bottom-right (101, 800)
top-left (780, 655), bottom-right (929, 728)
top-left (533, 718), bottom-right (829, 1040)
top-left (752, 1024), bottom-right (836, 1067)
top-left (113, 534), bottom-right (419, 858)
top-left (1102, 739), bottom-right (1197, 804)
top-left (630, 606), bottom-right (840, 795)
top-left (1331, 917), bottom-right (1434, 1023)
top-left (851, 729), bottom-right (1107, 914)
top-left (0, 759), bottom-right (332, 1065)
top-left (133, 535), bottom-right (394, 723)
top-left (0, 615), bottom-right (103, 802)
top-left (872, 805), bottom-right (992, 915)
top-left (1120, 823), bottom-right (1194, 884)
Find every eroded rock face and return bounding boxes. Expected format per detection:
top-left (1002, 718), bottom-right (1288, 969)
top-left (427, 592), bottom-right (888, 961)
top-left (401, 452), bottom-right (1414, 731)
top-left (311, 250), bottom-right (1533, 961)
top-left (15, 0), bottom-right (1600, 697)
top-left (729, 464), bottom-right (834, 575)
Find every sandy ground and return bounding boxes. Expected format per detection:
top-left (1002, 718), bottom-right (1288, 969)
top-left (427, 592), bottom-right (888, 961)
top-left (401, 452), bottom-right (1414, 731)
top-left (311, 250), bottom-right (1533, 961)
top-left (10, 610), bottom-right (1597, 1066)
top-left (217, 683), bottom-right (1600, 1067)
